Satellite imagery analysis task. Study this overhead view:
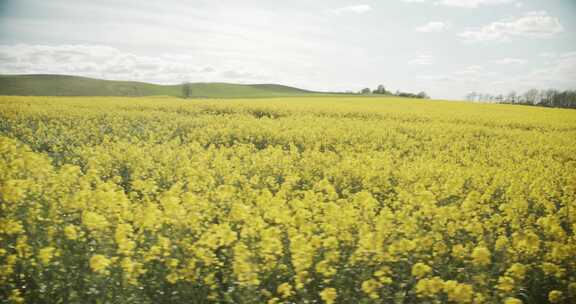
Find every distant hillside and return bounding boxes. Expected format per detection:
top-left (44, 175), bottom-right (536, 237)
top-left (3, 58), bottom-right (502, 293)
top-left (0, 74), bottom-right (320, 98)
top-left (187, 82), bottom-right (315, 98)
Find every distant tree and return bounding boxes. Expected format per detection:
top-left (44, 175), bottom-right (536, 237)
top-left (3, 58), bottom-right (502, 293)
top-left (182, 82), bottom-right (192, 98)
top-left (465, 92), bottom-right (478, 101)
top-left (360, 88), bottom-right (371, 94)
top-left (542, 89), bottom-right (558, 107)
top-left (506, 91), bottom-right (517, 104)
top-left (416, 91), bottom-right (429, 99)
top-left (523, 89), bottom-right (539, 105)
top-left (484, 94), bottom-right (495, 102)
top-left (373, 84), bottom-right (388, 94)
top-left (466, 88), bottom-right (576, 109)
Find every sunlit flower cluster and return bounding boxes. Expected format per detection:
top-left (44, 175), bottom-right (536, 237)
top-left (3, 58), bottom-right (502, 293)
top-left (1, 96), bottom-right (575, 303)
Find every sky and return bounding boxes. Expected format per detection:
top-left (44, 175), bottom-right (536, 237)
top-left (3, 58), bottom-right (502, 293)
top-left (0, 0), bottom-right (575, 99)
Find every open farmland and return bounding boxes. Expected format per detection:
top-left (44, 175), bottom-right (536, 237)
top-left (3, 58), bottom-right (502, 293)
top-left (0, 96), bottom-right (575, 304)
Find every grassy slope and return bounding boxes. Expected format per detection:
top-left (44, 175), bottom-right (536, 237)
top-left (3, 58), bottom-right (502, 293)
top-left (189, 83), bottom-right (314, 98)
top-left (0, 75), bottom-right (180, 96)
top-left (0, 74), bottom-right (322, 98)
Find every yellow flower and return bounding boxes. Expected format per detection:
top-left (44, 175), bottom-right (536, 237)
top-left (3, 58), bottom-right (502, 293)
top-left (316, 259), bottom-right (337, 277)
top-left (443, 280), bottom-right (474, 303)
top-left (82, 211), bottom-right (109, 231)
top-left (548, 290), bottom-right (562, 303)
top-left (471, 246), bottom-right (491, 266)
top-left (64, 225), bottom-right (78, 240)
top-left (16, 236), bottom-right (31, 258)
top-left (541, 263), bottom-right (565, 278)
top-left (277, 282), bottom-right (293, 299)
top-left (267, 298), bottom-right (280, 304)
top-left (503, 297), bottom-right (523, 304)
top-left (90, 254), bottom-right (111, 274)
top-left (377, 275), bottom-right (393, 285)
top-left (120, 257), bottom-right (143, 284)
top-left (232, 243), bottom-right (260, 286)
top-left (411, 262), bottom-right (432, 278)
top-left (452, 244), bottom-right (467, 260)
top-left (495, 236), bottom-right (509, 251)
top-left (8, 289), bottom-right (24, 304)
top-left (1, 180), bottom-right (27, 203)
top-left (38, 247), bottom-right (55, 265)
top-left (416, 277), bottom-right (444, 297)
top-left (506, 263), bottom-right (527, 280)
top-left (361, 279), bottom-right (382, 299)
top-left (115, 223), bottom-right (135, 255)
top-left (320, 288), bottom-right (337, 304)
top-left (0, 219), bottom-right (24, 235)
top-left (497, 276), bottom-right (515, 293)
top-left (166, 273), bottom-right (179, 284)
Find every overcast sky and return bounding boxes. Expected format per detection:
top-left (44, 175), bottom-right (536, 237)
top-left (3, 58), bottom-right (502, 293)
top-left (1, 0), bottom-right (575, 99)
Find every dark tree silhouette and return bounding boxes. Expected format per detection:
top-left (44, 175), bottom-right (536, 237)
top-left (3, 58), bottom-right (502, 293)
top-left (182, 82), bottom-right (192, 99)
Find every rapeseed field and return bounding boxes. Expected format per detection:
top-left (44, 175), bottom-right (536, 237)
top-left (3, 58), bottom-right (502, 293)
top-left (0, 96), bottom-right (575, 303)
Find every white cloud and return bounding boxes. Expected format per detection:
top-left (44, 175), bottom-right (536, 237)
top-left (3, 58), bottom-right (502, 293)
top-left (559, 51), bottom-right (576, 59)
top-left (539, 52), bottom-right (557, 58)
top-left (420, 53), bottom-right (576, 97)
top-left (409, 55), bottom-right (435, 65)
top-left (416, 21), bottom-right (450, 33)
top-left (459, 11), bottom-right (564, 42)
top-left (0, 44), bottom-right (271, 84)
top-left (490, 52), bottom-right (576, 91)
top-left (415, 75), bottom-right (455, 82)
top-left (494, 58), bottom-right (526, 65)
top-left (454, 65), bottom-right (485, 75)
top-left (436, 0), bottom-right (517, 8)
top-left (403, 0), bottom-right (520, 7)
top-left (328, 4), bottom-right (372, 15)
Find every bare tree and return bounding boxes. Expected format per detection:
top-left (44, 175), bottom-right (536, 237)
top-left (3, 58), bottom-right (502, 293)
top-left (523, 89), bottom-right (539, 105)
top-left (506, 91), bottom-right (517, 104)
top-left (182, 82), bottom-right (192, 99)
top-left (465, 92), bottom-right (478, 102)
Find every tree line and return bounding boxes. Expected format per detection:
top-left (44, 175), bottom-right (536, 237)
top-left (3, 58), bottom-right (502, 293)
top-left (466, 89), bottom-right (576, 109)
top-left (359, 84), bottom-right (429, 99)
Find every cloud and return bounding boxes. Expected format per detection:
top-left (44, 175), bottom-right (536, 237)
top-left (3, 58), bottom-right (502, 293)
top-left (419, 52), bottom-right (576, 98)
top-left (328, 4), bottom-right (372, 15)
top-left (416, 65), bottom-right (500, 98)
top-left (490, 52), bottom-right (576, 90)
top-left (539, 52), bottom-right (556, 58)
top-left (435, 0), bottom-right (517, 8)
top-left (0, 44), bottom-right (271, 84)
top-left (409, 55), bottom-right (435, 65)
top-left (402, 0), bottom-right (520, 7)
top-left (416, 75), bottom-right (455, 81)
top-left (416, 21), bottom-right (450, 33)
top-left (459, 11), bottom-right (564, 42)
top-left (494, 58), bottom-right (526, 65)
top-left (454, 65), bottom-right (485, 75)
top-left (219, 69), bottom-right (269, 81)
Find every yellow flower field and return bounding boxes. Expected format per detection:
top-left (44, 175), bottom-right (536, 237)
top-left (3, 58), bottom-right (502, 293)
top-left (0, 96), bottom-right (575, 303)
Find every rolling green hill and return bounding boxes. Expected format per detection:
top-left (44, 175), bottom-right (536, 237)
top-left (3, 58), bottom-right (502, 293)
top-left (0, 74), bottom-right (320, 98)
